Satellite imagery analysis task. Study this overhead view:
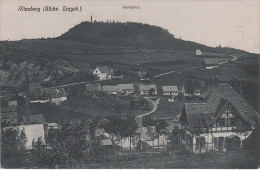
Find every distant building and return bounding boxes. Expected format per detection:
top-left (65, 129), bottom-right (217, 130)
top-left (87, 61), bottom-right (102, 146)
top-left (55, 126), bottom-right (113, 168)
top-left (179, 84), bottom-right (258, 154)
top-left (21, 114), bottom-right (45, 125)
top-left (139, 84), bottom-right (157, 96)
top-left (102, 84), bottom-right (134, 95)
top-left (85, 83), bottom-right (103, 95)
top-left (193, 89), bottom-right (201, 96)
top-left (117, 84), bottom-right (134, 95)
top-left (202, 58), bottom-right (220, 70)
top-left (102, 85), bottom-right (121, 95)
top-left (162, 86), bottom-right (178, 96)
top-left (196, 49), bottom-right (202, 55)
top-left (44, 88), bottom-right (67, 105)
top-left (93, 66), bottom-right (113, 80)
top-left (29, 83), bottom-right (49, 103)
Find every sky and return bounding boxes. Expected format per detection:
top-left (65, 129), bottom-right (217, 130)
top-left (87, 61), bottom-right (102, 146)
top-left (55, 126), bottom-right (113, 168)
top-left (0, 0), bottom-right (259, 53)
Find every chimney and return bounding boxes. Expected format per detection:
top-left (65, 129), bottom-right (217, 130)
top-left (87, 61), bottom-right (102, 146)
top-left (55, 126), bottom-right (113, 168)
top-left (214, 76), bottom-right (219, 87)
top-left (232, 76), bottom-right (239, 91)
top-left (91, 15), bottom-right (92, 23)
top-left (24, 73), bottom-right (31, 124)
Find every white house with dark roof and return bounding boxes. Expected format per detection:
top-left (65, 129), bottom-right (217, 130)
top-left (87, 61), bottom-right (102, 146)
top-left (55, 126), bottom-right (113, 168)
top-left (93, 66), bottom-right (113, 80)
top-left (29, 83), bottom-right (49, 103)
top-left (117, 84), bottom-right (134, 95)
top-left (139, 84), bottom-right (157, 96)
top-left (102, 84), bottom-right (134, 95)
top-left (44, 88), bottom-right (67, 105)
top-left (162, 86), bottom-right (178, 96)
top-left (179, 84), bottom-right (259, 154)
top-left (196, 49), bottom-right (202, 55)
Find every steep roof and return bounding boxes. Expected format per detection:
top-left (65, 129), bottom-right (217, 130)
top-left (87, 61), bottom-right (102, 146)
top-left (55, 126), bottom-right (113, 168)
top-left (29, 83), bottom-right (45, 97)
top-left (44, 88), bottom-right (67, 98)
top-left (139, 84), bottom-right (157, 91)
top-left (182, 84), bottom-right (259, 131)
top-left (162, 86), bottom-right (178, 92)
top-left (96, 66), bottom-right (111, 74)
top-left (85, 83), bottom-right (103, 92)
top-left (206, 84), bottom-right (258, 125)
top-left (117, 84), bottom-right (134, 90)
top-left (102, 85), bottom-right (121, 92)
top-left (22, 114), bottom-right (45, 124)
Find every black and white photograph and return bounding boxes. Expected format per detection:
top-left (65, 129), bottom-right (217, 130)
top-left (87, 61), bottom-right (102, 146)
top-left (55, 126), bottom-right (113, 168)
top-left (0, 0), bottom-right (259, 168)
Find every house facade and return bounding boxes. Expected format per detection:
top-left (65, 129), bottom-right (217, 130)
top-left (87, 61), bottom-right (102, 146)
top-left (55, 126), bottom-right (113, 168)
top-left (93, 66), bottom-right (113, 80)
top-left (202, 58), bottom-right (220, 70)
top-left (179, 84), bottom-right (258, 154)
top-left (44, 88), bottom-right (67, 105)
top-left (139, 84), bottom-right (157, 96)
top-left (162, 86), bottom-right (178, 96)
top-left (196, 49), bottom-right (202, 56)
top-left (29, 83), bottom-right (49, 103)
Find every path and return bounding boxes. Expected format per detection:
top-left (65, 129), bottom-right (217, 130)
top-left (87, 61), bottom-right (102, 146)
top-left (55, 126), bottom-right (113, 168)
top-left (136, 97), bottom-right (160, 118)
top-left (152, 54), bottom-right (237, 79)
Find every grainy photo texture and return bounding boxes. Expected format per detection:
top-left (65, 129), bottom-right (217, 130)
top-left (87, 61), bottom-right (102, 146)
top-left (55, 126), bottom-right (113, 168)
top-left (0, 0), bottom-right (259, 169)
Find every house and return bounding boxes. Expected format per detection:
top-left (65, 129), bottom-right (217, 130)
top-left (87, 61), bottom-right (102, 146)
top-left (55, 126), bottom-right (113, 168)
top-left (102, 84), bottom-right (134, 95)
top-left (13, 124), bottom-right (46, 149)
top-left (162, 86), bottom-right (178, 96)
top-left (139, 84), bottom-right (157, 96)
top-left (21, 114), bottom-right (45, 125)
top-left (44, 88), bottom-right (67, 105)
top-left (29, 83), bottom-right (49, 103)
top-left (1, 106), bottom-right (18, 125)
top-left (180, 86), bottom-right (191, 97)
top-left (179, 84), bottom-right (259, 154)
top-left (102, 85), bottom-right (121, 95)
top-left (196, 49), bottom-right (202, 56)
top-left (85, 83), bottom-right (103, 95)
top-left (93, 66), bottom-right (113, 80)
top-left (202, 58), bottom-right (220, 69)
top-left (193, 89), bottom-right (201, 96)
top-left (117, 84), bottom-right (134, 95)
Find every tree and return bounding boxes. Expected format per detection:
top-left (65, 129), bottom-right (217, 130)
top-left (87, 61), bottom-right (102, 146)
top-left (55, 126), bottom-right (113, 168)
top-left (185, 79), bottom-right (194, 96)
top-left (155, 119), bottom-right (169, 149)
top-left (1, 128), bottom-right (27, 168)
top-left (142, 115), bottom-right (156, 127)
top-left (125, 114), bottom-right (138, 150)
top-left (167, 126), bottom-right (180, 156)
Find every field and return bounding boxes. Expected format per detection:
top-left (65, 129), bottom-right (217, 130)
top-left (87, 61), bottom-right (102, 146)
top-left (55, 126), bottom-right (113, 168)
top-left (30, 94), bottom-right (148, 123)
top-left (74, 149), bottom-right (259, 169)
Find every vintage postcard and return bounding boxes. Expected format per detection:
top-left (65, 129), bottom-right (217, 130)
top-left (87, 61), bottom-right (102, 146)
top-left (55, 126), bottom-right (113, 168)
top-left (0, 0), bottom-right (259, 169)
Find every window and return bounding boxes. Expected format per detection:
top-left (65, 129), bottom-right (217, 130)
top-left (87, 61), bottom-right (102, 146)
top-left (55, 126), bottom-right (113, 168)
top-left (230, 118), bottom-right (236, 126)
top-left (200, 137), bottom-right (205, 148)
top-left (196, 137), bottom-right (200, 150)
top-left (218, 118), bottom-right (225, 126)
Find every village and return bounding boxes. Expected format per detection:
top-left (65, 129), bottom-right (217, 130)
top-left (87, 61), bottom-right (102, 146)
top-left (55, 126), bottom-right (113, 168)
top-left (1, 47), bottom-right (259, 168)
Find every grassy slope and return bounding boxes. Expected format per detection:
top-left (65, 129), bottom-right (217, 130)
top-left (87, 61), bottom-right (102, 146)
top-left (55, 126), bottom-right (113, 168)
top-left (78, 150), bottom-right (259, 169)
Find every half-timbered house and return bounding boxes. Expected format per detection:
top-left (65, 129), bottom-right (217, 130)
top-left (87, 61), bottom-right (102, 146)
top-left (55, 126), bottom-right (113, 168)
top-left (179, 83), bottom-right (259, 153)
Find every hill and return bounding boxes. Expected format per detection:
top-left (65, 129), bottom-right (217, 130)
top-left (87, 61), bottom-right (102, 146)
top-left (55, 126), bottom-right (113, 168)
top-left (57, 21), bottom-right (249, 54)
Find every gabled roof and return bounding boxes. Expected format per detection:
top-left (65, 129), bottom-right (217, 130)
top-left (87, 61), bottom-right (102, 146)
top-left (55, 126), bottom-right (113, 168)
top-left (117, 84), bottom-right (134, 90)
top-left (182, 84), bottom-right (259, 131)
top-left (22, 114), bottom-right (45, 124)
top-left (102, 85), bottom-right (121, 92)
top-left (206, 84), bottom-right (258, 125)
top-left (29, 83), bottom-right (45, 97)
top-left (85, 83), bottom-right (103, 92)
top-left (162, 86), bottom-right (178, 92)
top-left (44, 88), bottom-right (67, 98)
top-left (96, 66), bottom-right (111, 74)
top-left (139, 84), bottom-right (157, 91)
